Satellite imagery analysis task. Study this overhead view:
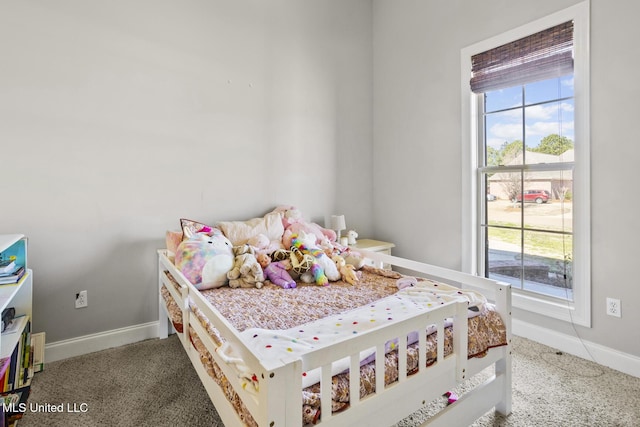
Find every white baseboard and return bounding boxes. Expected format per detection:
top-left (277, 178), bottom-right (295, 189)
top-left (513, 319), bottom-right (640, 378)
top-left (44, 321), bottom-right (159, 364)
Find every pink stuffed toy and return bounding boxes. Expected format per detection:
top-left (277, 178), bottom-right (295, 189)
top-left (247, 233), bottom-right (282, 257)
top-left (276, 207), bottom-right (337, 249)
top-left (257, 253), bottom-right (296, 289)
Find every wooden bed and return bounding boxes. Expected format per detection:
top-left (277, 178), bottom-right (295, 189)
top-left (157, 244), bottom-right (512, 427)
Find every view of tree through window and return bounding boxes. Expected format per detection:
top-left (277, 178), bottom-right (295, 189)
top-left (480, 75), bottom-right (574, 300)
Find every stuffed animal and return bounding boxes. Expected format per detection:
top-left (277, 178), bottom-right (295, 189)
top-left (257, 253), bottom-right (297, 289)
top-left (290, 233), bottom-right (328, 285)
top-left (175, 231), bottom-right (234, 290)
top-left (302, 232), bottom-right (341, 282)
top-left (318, 235), bottom-right (366, 270)
top-left (333, 255), bottom-right (359, 285)
top-left (247, 233), bottom-right (270, 256)
top-left (247, 233), bottom-right (281, 257)
top-left (227, 244), bottom-right (264, 289)
top-left (288, 247), bottom-right (314, 276)
top-left (291, 231), bottom-right (341, 285)
top-left (271, 248), bottom-right (313, 280)
top-left (343, 253), bottom-right (366, 270)
top-left (274, 206), bottom-right (337, 249)
top-left (271, 248), bottom-right (290, 262)
top-left (347, 229), bottom-right (359, 245)
top-left (318, 236), bottom-right (338, 257)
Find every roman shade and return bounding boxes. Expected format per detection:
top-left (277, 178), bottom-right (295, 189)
top-left (470, 21), bottom-right (574, 93)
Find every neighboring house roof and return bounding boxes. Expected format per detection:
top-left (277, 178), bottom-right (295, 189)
top-left (508, 149), bottom-right (574, 165)
top-left (488, 149), bottom-right (574, 182)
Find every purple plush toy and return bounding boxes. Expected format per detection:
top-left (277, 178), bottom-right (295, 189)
top-left (257, 253), bottom-right (296, 289)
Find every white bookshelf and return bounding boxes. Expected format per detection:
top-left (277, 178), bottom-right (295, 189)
top-left (0, 234), bottom-right (33, 387)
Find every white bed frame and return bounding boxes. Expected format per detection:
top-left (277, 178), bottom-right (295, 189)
top-left (158, 248), bottom-right (512, 427)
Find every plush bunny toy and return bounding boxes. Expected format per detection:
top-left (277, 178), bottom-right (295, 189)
top-left (332, 255), bottom-right (359, 285)
top-left (227, 244), bottom-right (264, 289)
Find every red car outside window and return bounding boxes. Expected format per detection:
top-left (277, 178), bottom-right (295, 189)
top-left (515, 190), bottom-right (550, 204)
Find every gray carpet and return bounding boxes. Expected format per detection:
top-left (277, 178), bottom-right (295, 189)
top-left (18, 335), bottom-right (640, 426)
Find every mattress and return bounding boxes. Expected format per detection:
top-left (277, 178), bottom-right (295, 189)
top-left (161, 266), bottom-right (507, 425)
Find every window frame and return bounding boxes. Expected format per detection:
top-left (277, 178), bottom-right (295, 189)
top-left (461, 1), bottom-right (591, 327)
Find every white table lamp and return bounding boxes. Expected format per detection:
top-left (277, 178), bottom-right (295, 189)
top-left (330, 214), bottom-right (346, 241)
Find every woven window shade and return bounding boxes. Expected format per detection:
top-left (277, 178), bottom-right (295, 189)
top-left (470, 21), bottom-right (574, 93)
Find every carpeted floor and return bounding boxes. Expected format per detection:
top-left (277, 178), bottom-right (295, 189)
top-left (18, 335), bottom-right (640, 426)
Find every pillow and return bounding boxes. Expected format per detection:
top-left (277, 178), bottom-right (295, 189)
top-left (165, 230), bottom-right (183, 254)
top-left (180, 218), bottom-right (218, 240)
top-left (217, 212), bottom-right (284, 246)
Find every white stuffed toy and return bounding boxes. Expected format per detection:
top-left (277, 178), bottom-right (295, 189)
top-left (175, 232), bottom-right (234, 290)
top-left (227, 244), bottom-right (264, 289)
top-left (293, 231), bottom-right (341, 284)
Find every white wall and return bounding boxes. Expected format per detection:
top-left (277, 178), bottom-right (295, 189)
top-left (0, 0), bottom-right (373, 343)
top-left (373, 0), bottom-right (640, 359)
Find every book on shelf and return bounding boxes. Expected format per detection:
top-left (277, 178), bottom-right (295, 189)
top-left (0, 358), bottom-right (10, 381)
top-left (1, 318), bottom-right (31, 393)
top-left (5, 344), bottom-right (18, 392)
top-left (0, 268), bottom-right (17, 278)
top-left (31, 332), bottom-right (44, 373)
top-left (0, 390), bottom-right (20, 407)
top-left (0, 268), bottom-right (25, 285)
top-left (2, 385), bottom-right (30, 424)
top-left (0, 260), bottom-right (16, 275)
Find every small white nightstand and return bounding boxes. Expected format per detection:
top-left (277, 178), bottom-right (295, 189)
top-left (349, 239), bottom-right (395, 269)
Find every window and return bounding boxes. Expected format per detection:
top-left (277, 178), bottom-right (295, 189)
top-left (482, 74), bottom-right (575, 296)
top-left (461, 2), bottom-right (590, 326)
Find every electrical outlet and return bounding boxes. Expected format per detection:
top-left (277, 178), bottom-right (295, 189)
top-left (75, 290), bottom-right (88, 309)
top-left (606, 297), bottom-right (621, 318)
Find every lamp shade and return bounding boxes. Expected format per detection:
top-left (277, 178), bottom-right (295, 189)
top-left (330, 214), bottom-right (346, 231)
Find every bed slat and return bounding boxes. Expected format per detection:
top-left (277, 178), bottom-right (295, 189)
top-left (349, 353), bottom-right (360, 407)
top-left (375, 343), bottom-right (385, 397)
top-left (398, 334), bottom-right (407, 383)
top-left (321, 363), bottom-right (333, 422)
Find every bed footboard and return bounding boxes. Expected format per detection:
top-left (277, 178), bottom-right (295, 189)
top-left (297, 298), bottom-right (470, 427)
top-left (360, 249), bottom-right (513, 420)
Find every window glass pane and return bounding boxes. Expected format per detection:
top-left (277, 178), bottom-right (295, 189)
top-left (486, 226), bottom-right (522, 289)
top-left (522, 230), bottom-right (573, 299)
top-left (485, 86), bottom-right (522, 113)
top-left (485, 110), bottom-right (523, 166)
top-left (524, 76), bottom-right (568, 105)
top-left (522, 171), bottom-right (573, 232)
top-left (524, 99), bottom-right (574, 162)
top-left (560, 75), bottom-right (574, 98)
top-left (481, 69), bottom-right (575, 303)
top-left (526, 76), bottom-right (575, 104)
top-left (486, 171), bottom-right (522, 227)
